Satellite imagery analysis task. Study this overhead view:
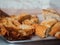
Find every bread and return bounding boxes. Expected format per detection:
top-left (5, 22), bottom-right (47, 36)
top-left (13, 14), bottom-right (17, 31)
top-left (22, 15), bottom-right (39, 25)
top-left (35, 25), bottom-right (49, 38)
top-left (19, 24), bottom-right (34, 36)
top-left (55, 32), bottom-right (60, 39)
top-left (16, 14), bottom-right (31, 23)
top-left (22, 19), bottom-right (32, 25)
top-left (41, 9), bottom-right (60, 21)
top-left (10, 13), bottom-right (31, 23)
top-left (49, 22), bottom-right (60, 36)
top-left (22, 18), bottom-right (39, 25)
top-left (0, 24), bottom-right (7, 36)
top-left (41, 19), bottom-right (57, 28)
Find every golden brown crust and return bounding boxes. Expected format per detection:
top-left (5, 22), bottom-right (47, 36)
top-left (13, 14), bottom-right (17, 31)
top-left (22, 18), bottom-right (39, 25)
top-left (0, 24), bottom-right (7, 36)
top-left (17, 14), bottom-right (31, 23)
top-left (49, 22), bottom-right (60, 36)
top-left (55, 32), bottom-right (60, 39)
top-left (35, 25), bottom-right (48, 38)
top-left (41, 19), bottom-right (57, 28)
top-left (22, 19), bottom-right (32, 25)
top-left (0, 14), bottom-right (37, 40)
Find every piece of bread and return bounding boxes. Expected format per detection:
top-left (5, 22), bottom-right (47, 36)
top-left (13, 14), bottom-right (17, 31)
top-left (35, 25), bottom-right (49, 38)
top-left (40, 19), bottom-right (57, 28)
top-left (55, 32), bottom-right (60, 39)
top-left (19, 24), bottom-right (34, 36)
top-left (22, 18), bottom-right (39, 25)
top-left (2, 17), bottom-right (21, 30)
top-left (22, 15), bottom-right (39, 25)
top-left (10, 13), bottom-right (31, 23)
top-left (41, 9), bottom-right (60, 21)
top-left (22, 19), bottom-right (32, 25)
top-left (49, 22), bottom-right (60, 36)
top-left (15, 13), bottom-right (31, 23)
top-left (0, 24), bottom-right (7, 36)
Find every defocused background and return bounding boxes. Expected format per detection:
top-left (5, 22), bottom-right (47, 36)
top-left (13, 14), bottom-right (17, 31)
top-left (0, 0), bottom-right (50, 9)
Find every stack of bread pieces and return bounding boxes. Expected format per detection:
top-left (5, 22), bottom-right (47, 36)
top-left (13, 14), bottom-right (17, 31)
top-left (35, 8), bottom-right (60, 39)
top-left (0, 13), bottom-right (39, 41)
top-left (0, 9), bottom-right (60, 41)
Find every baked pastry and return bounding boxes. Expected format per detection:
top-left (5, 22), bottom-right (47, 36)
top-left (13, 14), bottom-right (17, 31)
top-left (13, 13), bottom-right (31, 23)
top-left (22, 18), bottom-right (39, 25)
top-left (41, 9), bottom-right (60, 21)
top-left (0, 24), bottom-right (7, 36)
top-left (19, 24), bottom-right (34, 36)
top-left (55, 32), bottom-right (60, 39)
top-left (35, 25), bottom-right (49, 38)
top-left (0, 14), bottom-right (36, 40)
top-left (49, 22), bottom-right (60, 36)
top-left (41, 19), bottom-right (57, 28)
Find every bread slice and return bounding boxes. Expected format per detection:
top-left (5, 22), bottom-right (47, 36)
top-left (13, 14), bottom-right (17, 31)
top-left (19, 24), bottom-right (34, 36)
top-left (0, 24), bottom-right (7, 36)
top-left (55, 32), bottom-right (60, 39)
top-left (49, 22), bottom-right (60, 36)
top-left (10, 13), bottom-right (31, 23)
top-left (41, 9), bottom-right (60, 21)
top-left (35, 25), bottom-right (50, 38)
top-left (40, 19), bottom-right (57, 28)
top-left (16, 13), bottom-right (31, 23)
top-left (22, 18), bottom-right (39, 25)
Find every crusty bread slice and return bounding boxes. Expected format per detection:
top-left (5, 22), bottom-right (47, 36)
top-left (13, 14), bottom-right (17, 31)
top-left (11, 13), bottom-right (31, 23)
top-left (0, 24), bottom-right (7, 36)
top-left (49, 22), bottom-right (60, 36)
top-left (40, 19), bottom-right (57, 28)
top-left (41, 9), bottom-right (60, 21)
top-left (55, 32), bottom-right (60, 39)
top-left (35, 25), bottom-right (50, 38)
top-left (19, 24), bottom-right (34, 36)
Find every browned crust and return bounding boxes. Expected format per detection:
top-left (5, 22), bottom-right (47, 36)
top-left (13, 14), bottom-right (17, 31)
top-left (55, 32), bottom-right (60, 39)
top-left (49, 22), bottom-right (60, 36)
top-left (35, 25), bottom-right (48, 38)
top-left (41, 19), bottom-right (57, 28)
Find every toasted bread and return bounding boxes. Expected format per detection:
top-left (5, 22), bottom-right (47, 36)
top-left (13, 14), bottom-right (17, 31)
top-left (35, 25), bottom-right (49, 38)
top-left (41, 19), bottom-right (57, 28)
top-left (19, 24), bottom-right (34, 36)
top-left (0, 24), bottom-right (7, 36)
top-left (49, 22), bottom-right (60, 36)
top-left (16, 14), bottom-right (31, 23)
top-left (55, 32), bottom-right (60, 39)
top-left (22, 18), bottom-right (39, 25)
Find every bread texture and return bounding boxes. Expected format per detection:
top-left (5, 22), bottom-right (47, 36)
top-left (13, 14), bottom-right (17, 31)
top-left (35, 25), bottom-right (49, 38)
top-left (41, 19), bottom-right (57, 28)
top-left (49, 22), bottom-right (60, 36)
top-left (41, 9), bottom-right (60, 21)
top-left (55, 32), bottom-right (60, 39)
